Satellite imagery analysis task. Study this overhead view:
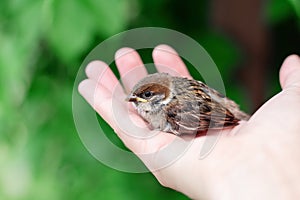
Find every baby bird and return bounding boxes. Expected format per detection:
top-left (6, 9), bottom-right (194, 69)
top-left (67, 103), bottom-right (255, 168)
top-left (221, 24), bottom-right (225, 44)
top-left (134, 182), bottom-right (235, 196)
top-left (126, 73), bottom-right (249, 135)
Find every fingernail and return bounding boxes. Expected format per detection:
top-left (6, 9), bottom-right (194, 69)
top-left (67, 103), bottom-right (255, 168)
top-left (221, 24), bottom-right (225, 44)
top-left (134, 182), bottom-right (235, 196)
top-left (154, 44), bottom-right (178, 55)
top-left (115, 47), bottom-right (135, 60)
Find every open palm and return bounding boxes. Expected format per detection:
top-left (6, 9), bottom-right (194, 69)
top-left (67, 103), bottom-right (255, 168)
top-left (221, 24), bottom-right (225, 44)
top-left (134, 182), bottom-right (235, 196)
top-left (79, 45), bottom-right (300, 199)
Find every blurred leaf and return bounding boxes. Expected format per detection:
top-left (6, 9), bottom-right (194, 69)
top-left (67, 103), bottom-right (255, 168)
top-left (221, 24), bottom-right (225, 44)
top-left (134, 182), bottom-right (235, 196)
top-left (46, 0), bottom-right (96, 64)
top-left (46, 0), bottom-right (130, 64)
top-left (87, 0), bottom-right (130, 36)
top-left (289, 0), bottom-right (300, 19)
top-left (200, 31), bottom-right (240, 81)
top-left (14, 0), bottom-right (42, 48)
top-left (0, 0), bottom-right (42, 115)
top-left (0, 34), bottom-right (22, 106)
top-left (266, 0), bottom-right (293, 24)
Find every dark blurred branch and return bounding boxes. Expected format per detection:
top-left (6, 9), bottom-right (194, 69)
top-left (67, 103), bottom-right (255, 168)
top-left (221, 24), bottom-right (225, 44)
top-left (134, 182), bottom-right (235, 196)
top-left (211, 0), bottom-right (270, 110)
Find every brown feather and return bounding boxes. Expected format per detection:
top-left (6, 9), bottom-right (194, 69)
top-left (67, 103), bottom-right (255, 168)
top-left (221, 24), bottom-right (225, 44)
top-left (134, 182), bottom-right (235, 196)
top-left (127, 73), bottom-right (249, 135)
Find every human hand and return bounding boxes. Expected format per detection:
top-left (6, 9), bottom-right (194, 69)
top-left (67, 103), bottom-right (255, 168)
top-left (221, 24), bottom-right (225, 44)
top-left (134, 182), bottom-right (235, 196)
top-left (79, 45), bottom-right (300, 199)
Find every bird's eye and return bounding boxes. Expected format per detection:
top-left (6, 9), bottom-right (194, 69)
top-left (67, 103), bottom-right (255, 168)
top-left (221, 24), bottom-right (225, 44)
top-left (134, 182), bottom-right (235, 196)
top-left (143, 91), bottom-right (153, 98)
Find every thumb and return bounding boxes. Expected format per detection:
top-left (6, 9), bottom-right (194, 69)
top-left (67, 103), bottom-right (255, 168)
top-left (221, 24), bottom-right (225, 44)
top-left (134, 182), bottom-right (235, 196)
top-left (247, 55), bottom-right (300, 134)
top-left (279, 55), bottom-right (300, 90)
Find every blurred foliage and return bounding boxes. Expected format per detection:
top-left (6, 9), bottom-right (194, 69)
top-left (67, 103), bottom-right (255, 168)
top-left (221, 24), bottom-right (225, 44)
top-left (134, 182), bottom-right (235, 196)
top-left (289, 0), bottom-right (300, 19)
top-left (267, 0), bottom-right (296, 24)
top-left (0, 0), bottom-right (299, 199)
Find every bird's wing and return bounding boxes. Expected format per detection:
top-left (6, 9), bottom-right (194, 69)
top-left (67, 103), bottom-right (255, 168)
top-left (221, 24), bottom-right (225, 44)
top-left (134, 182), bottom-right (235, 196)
top-left (165, 79), bottom-right (239, 134)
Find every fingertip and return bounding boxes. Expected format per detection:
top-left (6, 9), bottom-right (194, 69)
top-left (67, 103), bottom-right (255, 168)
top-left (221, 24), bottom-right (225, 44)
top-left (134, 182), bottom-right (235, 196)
top-left (78, 79), bottom-right (88, 95)
top-left (78, 79), bottom-right (97, 106)
top-left (152, 44), bottom-right (192, 78)
top-left (279, 54), bottom-right (300, 89)
top-left (115, 47), bottom-right (147, 92)
top-left (152, 44), bottom-right (178, 57)
top-left (286, 54), bottom-right (299, 60)
top-left (78, 79), bottom-right (96, 97)
top-left (85, 60), bottom-right (120, 93)
top-left (115, 47), bottom-right (136, 60)
top-left (85, 60), bottom-right (108, 80)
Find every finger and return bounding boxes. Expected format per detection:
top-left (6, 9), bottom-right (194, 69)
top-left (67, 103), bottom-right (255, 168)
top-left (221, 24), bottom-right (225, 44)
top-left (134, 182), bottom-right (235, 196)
top-left (78, 79), bottom-right (112, 112)
top-left (78, 79), bottom-right (177, 154)
top-left (152, 44), bottom-right (192, 78)
top-left (247, 55), bottom-right (300, 133)
top-left (85, 60), bottom-right (126, 101)
top-left (78, 79), bottom-right (128, 135)
top-left (85, 60), bottom-right (119, 90)
top-left (279, 54), bottom-right (300, 90)
top-left (81, 59), bottom-right (176, 154)
top-left (85, 60), bottom-right (108, 80)
top-left (115, 47), bottom-right (148, 92)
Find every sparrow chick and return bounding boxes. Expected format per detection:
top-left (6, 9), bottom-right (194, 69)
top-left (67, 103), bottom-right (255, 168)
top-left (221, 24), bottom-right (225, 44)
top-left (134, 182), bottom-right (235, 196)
top-left (126, 73), bottom-right (249, 135)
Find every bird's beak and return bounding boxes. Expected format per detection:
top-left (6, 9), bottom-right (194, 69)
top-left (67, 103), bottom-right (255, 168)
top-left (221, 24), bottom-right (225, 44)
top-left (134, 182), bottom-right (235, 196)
top-left (125, 95), bottom-right (148, 103)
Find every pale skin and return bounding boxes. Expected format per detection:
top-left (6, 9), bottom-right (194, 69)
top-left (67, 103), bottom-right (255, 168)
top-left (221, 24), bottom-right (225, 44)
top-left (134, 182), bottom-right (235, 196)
top-left (79, 44), bottom-right (300, 199)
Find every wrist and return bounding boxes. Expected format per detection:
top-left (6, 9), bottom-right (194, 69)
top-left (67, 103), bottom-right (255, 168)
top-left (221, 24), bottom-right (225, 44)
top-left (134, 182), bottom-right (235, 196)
top-left (206, 147), bottom-right (300, 200)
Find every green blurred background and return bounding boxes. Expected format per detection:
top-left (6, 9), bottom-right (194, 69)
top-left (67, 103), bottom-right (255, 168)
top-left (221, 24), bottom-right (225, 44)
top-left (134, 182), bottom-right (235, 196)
top-left (0, 0), bottom-right (299, 199)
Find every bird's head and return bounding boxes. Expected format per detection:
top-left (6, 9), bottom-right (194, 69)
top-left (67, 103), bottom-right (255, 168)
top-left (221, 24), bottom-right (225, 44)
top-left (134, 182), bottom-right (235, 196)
top-left (126, 73), bottom-right (172, 114)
